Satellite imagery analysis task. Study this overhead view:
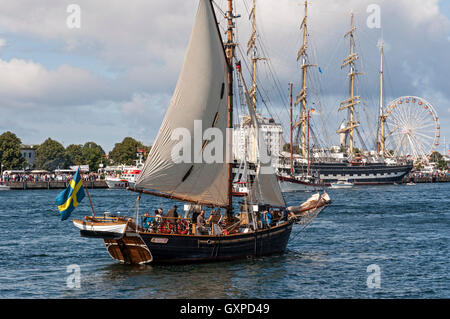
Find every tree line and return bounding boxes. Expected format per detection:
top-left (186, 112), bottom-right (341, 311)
top-left (0, 131), bottom-right (151, 172)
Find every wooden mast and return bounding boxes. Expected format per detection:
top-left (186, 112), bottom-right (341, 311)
top-left (290, 82), bottom-right (294, 174)
top-left (293, 1), bottom-right (316, 159)
top-left (247, 0), bottom-right (266, 112)
top-left (247, 0), bottom-right (266, 163)
top-left (378, 41), bottom-right (386, 156)
top-left (307, 109), bottom-right (310, 176)
top-left (225, 0), bottom-right (235, 218)
top-left (339, 12), bottom-right (360, 156)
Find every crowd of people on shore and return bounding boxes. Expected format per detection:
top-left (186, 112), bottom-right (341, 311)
top-left (1, 172), bottom-right (104, 182)
top-left (410, 171), bottom-right (449, 178)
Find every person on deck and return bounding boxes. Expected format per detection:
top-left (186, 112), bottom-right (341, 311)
top-left (267, 211), bottom-right (273, 227)
top-left (207, 209), bottom-right (222, 235)
top-left (191, 209), bottom-right (201, 224)
top-left (196, 210), bottom-right (208, 235)
top-left (142, 211), bottom-right (154, 231)
top-left (165, 205), bottom-right (179, 233)
top-left (206, 209), bottom-right (221, 225)
top-left (155, 209), bottom-right (163, 224)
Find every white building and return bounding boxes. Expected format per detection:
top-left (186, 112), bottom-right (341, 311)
top-left (233, 115), bottom-right (284, 163)
top-left (20, 145), bottom-right (36, 169)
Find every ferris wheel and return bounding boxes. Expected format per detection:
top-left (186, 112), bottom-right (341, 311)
top-left (383, 96), bottom-right (440, 160)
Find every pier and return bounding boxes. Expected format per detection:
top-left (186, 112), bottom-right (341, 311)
top-left (1, 180), bottom-right (108, 190)
top-left (403, 175), bottom-right (450, 183)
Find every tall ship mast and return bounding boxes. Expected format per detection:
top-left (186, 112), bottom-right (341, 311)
top-left (277, 11), bottom-right (413, 188)
top-left (295, 1), bottom-right (316, 159)
top-left (247, 0), bottom-right (266, 112)
top-left (377, 40), bottom-right (386, 156)
top-left (337, 13), bottom-right (361, 156)
top-left (278, 1), bottom-right (324, 192)
top-left (71, 0), bottom-right (330, 264)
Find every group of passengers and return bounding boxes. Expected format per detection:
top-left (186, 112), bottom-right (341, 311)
top-left (141, 205), bottom-right (281, 235)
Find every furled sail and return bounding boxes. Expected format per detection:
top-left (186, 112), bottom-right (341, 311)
top-left (134, 0), bottom-right (230, 207)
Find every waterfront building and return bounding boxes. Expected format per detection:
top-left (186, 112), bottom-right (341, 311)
top-left (20, 145), bottom-right (37, 169)
top-left (233, 115), bottom-right (284, 163)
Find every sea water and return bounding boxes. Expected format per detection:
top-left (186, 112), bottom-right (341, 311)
top-left (0, 183), bottom-right (448, 298)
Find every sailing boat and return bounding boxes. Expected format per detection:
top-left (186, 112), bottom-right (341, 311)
top-left (279, 10), bottom-right (413, 187)
top-left (73, 0), bottom-right (329, 264)
top-left (276, 1), bottom-right (326, 193)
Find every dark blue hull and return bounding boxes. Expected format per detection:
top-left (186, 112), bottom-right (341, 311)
top-left (278, 163), bottom-right (413, 185)
top-left (138, 221), bottom-right (293, 264)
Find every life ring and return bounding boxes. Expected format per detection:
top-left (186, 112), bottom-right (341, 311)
top-left (159, 221), bottom-right (171, 234)
top-left (177, 220), bottom-right (189, 235)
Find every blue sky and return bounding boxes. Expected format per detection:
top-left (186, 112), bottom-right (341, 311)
top-left (0, 0), bottom-right (448, 155)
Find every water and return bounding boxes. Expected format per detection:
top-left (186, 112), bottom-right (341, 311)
top-left (0, 183), bottom-right (448, 298)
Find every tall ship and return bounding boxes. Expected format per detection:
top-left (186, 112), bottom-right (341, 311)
top-left (72, 0), bottom-right (330, 264)
top-left (277, 4), bottom-right (413, 189)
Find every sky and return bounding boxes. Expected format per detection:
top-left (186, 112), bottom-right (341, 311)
top-left (0, 0), bottom-right (448, 154)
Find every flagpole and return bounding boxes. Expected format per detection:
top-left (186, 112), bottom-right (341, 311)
top-left (80, 165), bottom-right (95, 217)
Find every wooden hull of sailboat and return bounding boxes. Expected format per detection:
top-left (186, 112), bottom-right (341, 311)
top-left (102, 220), bottom-right (294, 264)
top-left (73, 219), bottom-right (128, 240)
top-left (104, 234), bottom-right (153, 264)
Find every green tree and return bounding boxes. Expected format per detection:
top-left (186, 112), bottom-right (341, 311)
top-left (414, 160), bottom-right (424, 171)
top-left (35, 138), bottom-right (69, 171)
top-left (430, 151), bottom-right (443, 163)
top-left (436, 159), bottom-right (448, 171)
top-left (109, 137), bottom-right (147, 165)
top-left (65, 144), bottom-right (83, 166)
top-left (0, 131), bottom-right (26, 169)
top-left (81, 142), bottom-right (105, 171)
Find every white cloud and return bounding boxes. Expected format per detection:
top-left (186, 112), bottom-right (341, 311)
top-left (0, 58), bottom-right (111, 107)
top-left (122, 93), bottom-right (150, 114)
top-left (0, 38), bottom-right (6, 50)
top-left (0, 0), bottom-right (448, 151)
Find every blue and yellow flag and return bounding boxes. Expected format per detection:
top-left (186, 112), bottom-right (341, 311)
top-left (56, 168), bottom-right (85, 221)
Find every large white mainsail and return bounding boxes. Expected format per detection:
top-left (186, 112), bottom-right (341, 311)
top-left (135, 0), bottom-right (230, 207)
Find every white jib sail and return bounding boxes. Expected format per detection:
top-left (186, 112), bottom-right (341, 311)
top-left (238, 71), bottom-right (286, 207)
top-left (135, 0), bottom-right (230, 207)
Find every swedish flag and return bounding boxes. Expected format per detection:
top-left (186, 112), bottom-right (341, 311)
top-left (56, 167), bottom-right (85, 221)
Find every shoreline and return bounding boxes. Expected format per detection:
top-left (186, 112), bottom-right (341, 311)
top-left (1, 178), bottom-right (449, 190)
top-left (1, 180), bottom-right (108, 189)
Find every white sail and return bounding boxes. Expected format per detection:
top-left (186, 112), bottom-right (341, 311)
top-left (135, 0), bottom-right (230, 207)
top-left (249, 115), bottom-right (286, 208)
top-left (238, 71), bottom-right (285, 207)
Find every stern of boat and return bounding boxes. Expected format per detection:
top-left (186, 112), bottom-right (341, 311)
top-left (104, 233), bottom-right (153, 264)
top-left (73, 216), bottom-right (153, 264)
